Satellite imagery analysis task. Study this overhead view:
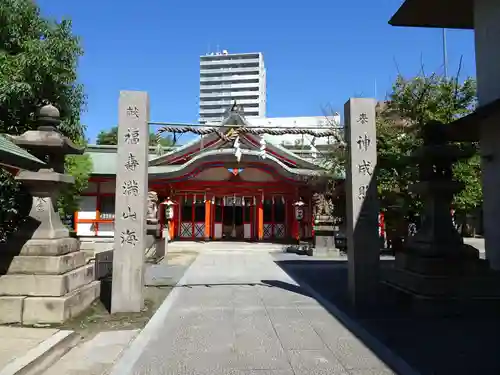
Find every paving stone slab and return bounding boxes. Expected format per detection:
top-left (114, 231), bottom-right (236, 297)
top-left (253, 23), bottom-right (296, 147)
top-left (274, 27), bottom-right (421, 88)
top-left (287, 349), bottom-right (349, 375)
top-left (332, 337), bottom-right (388, 370)
top-left (346, 369), bottom-right (396, 375)
top-left (42, 330), bottom-right (138, 375)
top-left (267, 307), bottom-right (326, 350)
top-left (1, 330), bottom-right (78, 375)
top-left (0, 327), bottom-right (59, 340)
top-left (110, 252), bottom-right (395, 375)
top-left (144, 264), bottom-right (186, 286)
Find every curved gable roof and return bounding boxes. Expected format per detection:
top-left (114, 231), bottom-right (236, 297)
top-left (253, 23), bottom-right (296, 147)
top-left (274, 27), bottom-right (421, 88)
top-left (149, 110), bottom-right (320, 170)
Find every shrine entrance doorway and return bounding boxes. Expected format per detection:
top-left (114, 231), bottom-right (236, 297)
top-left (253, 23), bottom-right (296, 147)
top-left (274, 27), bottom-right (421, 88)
top-left (213, 196), bottom-right (254, 241)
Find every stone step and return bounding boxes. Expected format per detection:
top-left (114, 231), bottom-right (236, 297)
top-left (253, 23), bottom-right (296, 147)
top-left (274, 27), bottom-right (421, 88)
top-left (23, 281), bottom-right (101, 325)
top-left (0, 264), bottom-right (95, 297)
top-left (0, 329), bottom-right (79, 375)
top-left (7, 252), bottom-right (86, 275)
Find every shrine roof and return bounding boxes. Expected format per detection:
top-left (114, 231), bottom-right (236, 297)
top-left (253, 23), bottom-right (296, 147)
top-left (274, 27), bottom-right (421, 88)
top-left (148, 110), bottom-right (321, 170)
top-left (389, 0), bottom-right (473, 29)
top-left (0, 134), bottom-right (46, 171)
top-left (84, 145), bottom-right (341, 181)
top-left (86, 107), bottom-right (345, 178)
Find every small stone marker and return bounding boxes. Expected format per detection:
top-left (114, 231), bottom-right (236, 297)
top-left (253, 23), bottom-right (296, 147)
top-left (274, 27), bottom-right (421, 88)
top-left (111, 91), bottom-right (150, 313)
top-left (344, 98), bottom-right (379, 307)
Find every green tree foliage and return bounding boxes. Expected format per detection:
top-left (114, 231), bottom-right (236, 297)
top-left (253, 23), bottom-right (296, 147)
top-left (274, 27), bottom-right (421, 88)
top-left (96, 126), bottom-right (176, 147)
top-left (0, 0), bottom-right (90, 238)
top-left (378, 72), bottom-right (480, 221)
top-left (58, 140), bottom-right (93, 219)
top-left (322, 72), bottom-right (480, 236)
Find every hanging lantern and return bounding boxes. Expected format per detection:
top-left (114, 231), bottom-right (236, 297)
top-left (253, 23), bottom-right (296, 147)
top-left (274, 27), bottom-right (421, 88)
top-left (193, 194), bottom-right (196, 204)
top-left (161, 197), bottom-right (177, 221)
top-left (253, 196), bottom-right (256, 206)
top-left (204, 192), bottom-right (207, 203)
top-left (293, 198), bottom-right (306, 221)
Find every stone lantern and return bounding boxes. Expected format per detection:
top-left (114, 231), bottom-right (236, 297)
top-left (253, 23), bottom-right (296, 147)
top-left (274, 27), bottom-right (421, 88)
top-left (383, 121), bottom-right (497, 315)
top-left (0, 104), bottom-right (100, 325)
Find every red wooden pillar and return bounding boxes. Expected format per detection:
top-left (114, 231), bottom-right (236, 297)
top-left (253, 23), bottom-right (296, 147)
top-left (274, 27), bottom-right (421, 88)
top-left (205, 197), bottom-right (211, 240)
top-left (191, 194), bottom-right (195, 240)
top-left (257, 198), bottom-right (264, 240)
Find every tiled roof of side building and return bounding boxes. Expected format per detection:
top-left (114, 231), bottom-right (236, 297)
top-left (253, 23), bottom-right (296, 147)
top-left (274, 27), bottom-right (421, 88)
top-left (0, 134), bottom-right (46, 170)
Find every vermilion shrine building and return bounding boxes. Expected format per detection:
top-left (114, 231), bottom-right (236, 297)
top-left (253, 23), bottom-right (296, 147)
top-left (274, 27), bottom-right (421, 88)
top-left (76, 110), bottom-right (338, 242)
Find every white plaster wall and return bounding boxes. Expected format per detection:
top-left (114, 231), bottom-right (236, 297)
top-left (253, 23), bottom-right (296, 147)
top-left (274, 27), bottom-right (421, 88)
top-left (98, 222), bottom-right (115, 237)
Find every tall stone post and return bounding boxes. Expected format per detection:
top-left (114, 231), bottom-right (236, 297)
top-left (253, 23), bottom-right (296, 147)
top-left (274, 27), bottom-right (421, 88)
top-left (474, 0), bottom-right (500, 270)
top-left (111, 91), bottom-right (149, 313)
top-left (345, 98), bottom-right (379, 307)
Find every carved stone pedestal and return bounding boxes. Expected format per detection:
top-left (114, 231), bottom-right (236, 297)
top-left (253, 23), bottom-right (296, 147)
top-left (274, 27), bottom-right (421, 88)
top-left (314, 215), bottom-right (336, 256)
top-left (0, 205), bottom-right (100, 324)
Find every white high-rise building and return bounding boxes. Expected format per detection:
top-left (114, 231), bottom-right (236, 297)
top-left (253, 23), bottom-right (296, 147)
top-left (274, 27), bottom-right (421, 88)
top-left (199, 50), bottom-right (266, 124)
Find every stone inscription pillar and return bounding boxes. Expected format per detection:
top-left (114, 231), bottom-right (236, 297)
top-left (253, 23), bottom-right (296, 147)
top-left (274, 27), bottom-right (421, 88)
top-left (345, 98), bottom-right (379, 307)
top-left (111, 91), bottom-right (150, 313)
top-left (474, 0), bottom-right (500, 270)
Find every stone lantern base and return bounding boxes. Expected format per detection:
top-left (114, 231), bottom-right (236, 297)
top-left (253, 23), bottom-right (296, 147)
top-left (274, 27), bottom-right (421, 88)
top-left (0, 189), bottom-right (100, 325)
top-left (0, 234), bottom-right (100, 325)
top-left (383, 250), bottom-right (500, 316)
top-left (383, 236), bottom-right (500, 316)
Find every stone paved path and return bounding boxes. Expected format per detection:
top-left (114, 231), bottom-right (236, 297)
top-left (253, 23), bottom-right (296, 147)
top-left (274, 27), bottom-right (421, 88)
top-left (42, 330), bottom-right (138, 375)
top-left (117, 251), bottom-right (395, 375)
